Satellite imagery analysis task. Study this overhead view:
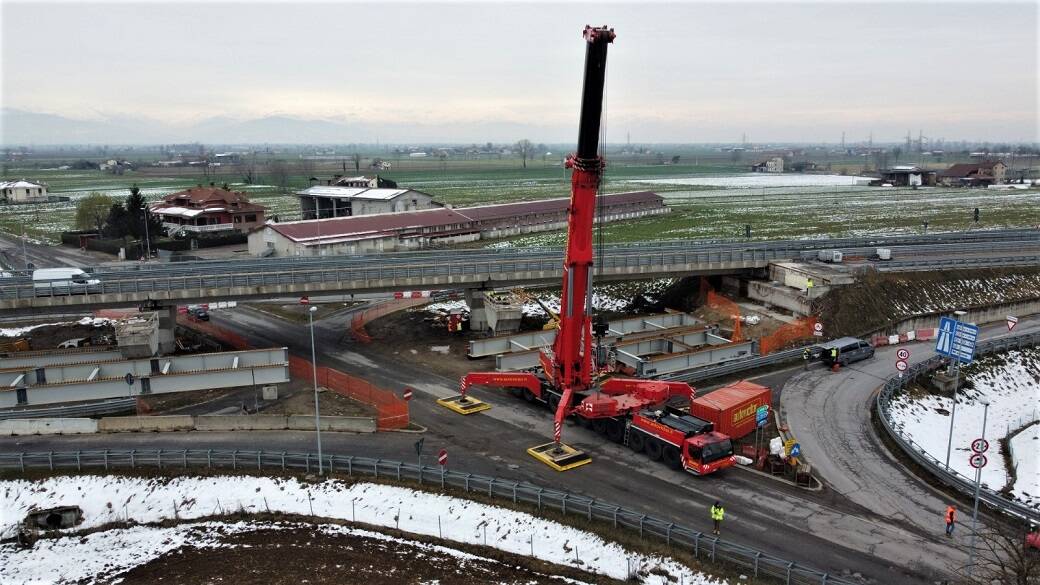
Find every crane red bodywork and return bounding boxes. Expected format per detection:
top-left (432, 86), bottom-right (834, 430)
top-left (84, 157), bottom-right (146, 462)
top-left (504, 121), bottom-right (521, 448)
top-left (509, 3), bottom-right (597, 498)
top-left (441, 26), bottom-right (735, 474)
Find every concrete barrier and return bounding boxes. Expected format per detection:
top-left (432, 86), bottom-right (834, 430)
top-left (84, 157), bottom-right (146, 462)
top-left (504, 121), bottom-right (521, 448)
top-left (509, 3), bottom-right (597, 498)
top-left (194, 415), bottom-right (288, 432)
top-left (0, 418), bottom-right (97, 436)
top-left (98, 416), bottom-right (194, 433)
top-left (288, 415), bottom-right (376, 433)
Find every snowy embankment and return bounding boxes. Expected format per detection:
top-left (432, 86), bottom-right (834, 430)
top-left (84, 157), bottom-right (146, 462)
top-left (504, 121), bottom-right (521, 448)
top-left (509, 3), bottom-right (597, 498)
top-left (0, 316), bottom-right (112, 338)
top-left (888, 348), bottom-right (1040, 508)
top-left (424, 279), bottom-right (676, 318)
top-left (0, 475), bottom-right (727, 585)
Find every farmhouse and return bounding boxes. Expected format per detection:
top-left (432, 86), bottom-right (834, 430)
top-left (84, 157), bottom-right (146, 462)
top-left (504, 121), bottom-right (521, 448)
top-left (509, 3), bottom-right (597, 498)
top-left (150, 186), bottom-right (266, 235)
top-left (877, 166), bottom-right (938, 187)
top-left (0, 179), bottom-right (48, 203)
top-left (331, 174), bottom-right (398, 188)
top-left (750, 157), bottom-right (784, 173)
top-left (296, 186), bottom-right (439, 219)
top-left (939, 161), bottom-right (1007, 186)
top-left (250, 191), bottom-right (669, 257)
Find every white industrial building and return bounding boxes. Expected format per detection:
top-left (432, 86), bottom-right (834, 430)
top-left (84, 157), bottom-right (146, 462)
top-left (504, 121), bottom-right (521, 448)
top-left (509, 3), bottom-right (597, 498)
top-left (0, 179), bottom-right (48, 203)
top-left (296, 186), bottom-right (440, 219)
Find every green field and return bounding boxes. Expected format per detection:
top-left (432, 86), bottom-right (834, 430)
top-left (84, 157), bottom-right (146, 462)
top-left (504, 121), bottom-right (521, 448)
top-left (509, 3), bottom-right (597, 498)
top-left (1, 155), bottom-right (1037, 245)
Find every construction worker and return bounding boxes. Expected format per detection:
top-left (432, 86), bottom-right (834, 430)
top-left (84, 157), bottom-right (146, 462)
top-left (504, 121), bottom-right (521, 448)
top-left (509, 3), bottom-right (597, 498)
top-left (803, 347), bottom-right (811, 370)
top-left (710, 501), bottom-right (725, 535)
top-left (830, 347), bottom-right (838, 365)
top-left (945, 505), bottom-right (956, 536)
top-left (806, 278), bottom-right (814, 294)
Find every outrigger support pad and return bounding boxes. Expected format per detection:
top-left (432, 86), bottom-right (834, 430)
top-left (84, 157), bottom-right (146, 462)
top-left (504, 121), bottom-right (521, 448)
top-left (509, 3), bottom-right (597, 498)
top-left (436, 394), bottom-right (491, 415)
top-left (527, 441), bottom-right (592, 471)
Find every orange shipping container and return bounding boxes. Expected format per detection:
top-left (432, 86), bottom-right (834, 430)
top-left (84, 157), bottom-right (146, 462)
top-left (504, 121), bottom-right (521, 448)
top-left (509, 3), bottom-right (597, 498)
top-left (690, 381), bottom-right (771, 440)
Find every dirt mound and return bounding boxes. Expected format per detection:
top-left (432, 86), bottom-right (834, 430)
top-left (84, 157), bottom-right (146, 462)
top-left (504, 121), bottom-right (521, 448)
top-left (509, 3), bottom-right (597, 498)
top-left (817, 267), bottom-right (1040, 338)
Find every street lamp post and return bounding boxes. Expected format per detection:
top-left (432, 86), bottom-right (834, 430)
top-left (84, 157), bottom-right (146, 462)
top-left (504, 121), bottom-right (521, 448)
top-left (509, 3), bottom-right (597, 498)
top-left (967, 397), bottom-right (991, 578)
top-left (308, 305), bottom-right (324, 474)
top-left (944, 361), bottom-right (960, 469)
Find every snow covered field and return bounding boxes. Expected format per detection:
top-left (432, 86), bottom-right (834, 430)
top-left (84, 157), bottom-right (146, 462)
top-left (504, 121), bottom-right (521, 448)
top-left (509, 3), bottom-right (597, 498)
top-left (0, 316), bottom-right (113, 338)
top-left (0, 475), bottom-right (727, 585)
top-left (1010, 423), bottom-right (1039, 507)
top-left (631, 173), bottom-right (870, 188)
top-left (888, 349), bottom-right (1040, 507)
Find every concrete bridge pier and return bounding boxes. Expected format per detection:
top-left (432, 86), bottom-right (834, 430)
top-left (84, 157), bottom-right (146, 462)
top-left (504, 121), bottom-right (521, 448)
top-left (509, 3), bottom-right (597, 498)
top-left (158, 305), bottom-right (177, 355)
top-left (465, 289), bottom-right (489, 333)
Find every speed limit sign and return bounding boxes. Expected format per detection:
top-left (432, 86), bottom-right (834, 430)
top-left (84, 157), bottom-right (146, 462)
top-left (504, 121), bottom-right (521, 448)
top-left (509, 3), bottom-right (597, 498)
top-left (971, 438), bottom-right (989, 454)
top-left (969, 453), bottom-right (988, 469)
top-left (896, 348), bottom-right (910, 361)
top-left (895, 359), bottom-right (908, 372)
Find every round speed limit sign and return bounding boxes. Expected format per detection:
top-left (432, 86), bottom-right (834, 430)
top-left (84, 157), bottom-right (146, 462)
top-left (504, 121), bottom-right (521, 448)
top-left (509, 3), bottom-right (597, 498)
top-left (969, 453), bottom-right (988, 469)
top-left (895, 360), bottom-right (908, 372)
top-left (896, 348), bottom-right (910, 361)
top-left (971, 438), bottom-right (989, 454)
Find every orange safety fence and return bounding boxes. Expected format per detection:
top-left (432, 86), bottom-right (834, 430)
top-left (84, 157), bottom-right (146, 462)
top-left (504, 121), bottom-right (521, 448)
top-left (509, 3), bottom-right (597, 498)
top-left (706, 289), bottom-right (743, 342)
top-left (349, 297), bottom-right (432, 343)
top-left (759, 316), bottom-right (820, 356)
top-left (179, 316), bottom-right (409, 430)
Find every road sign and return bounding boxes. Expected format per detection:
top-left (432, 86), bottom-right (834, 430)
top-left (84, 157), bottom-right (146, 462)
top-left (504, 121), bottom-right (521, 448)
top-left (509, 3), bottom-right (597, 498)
top-left (896, 348), bottom-right (910, 361)
top-left (1007, 315), bottom-right (1018, 332)
top-left (935, 317), bottom-right (979, 364)
top-left (969, 453), bottom-right (987, 469)
top-left (895, 359), bottom-right (908, 372)
top-left (790, 443), bottom-right (801, 458)
top-left (813, 323), bottom-right (823, 332)
top-left (438, 449), bottom-right (448, 466)
top-left (403, 388), bottom-right (414, 401)
top-left (299, 296), bottom-right (310, 305)
top-left (971, 438), bottom-right (989, 454)
top-left (124, 373), bottom-right (135, 386)
top-left (756, 405), bottom-right (769, 428)
top-left (414, 438), bottom-right (424, 457)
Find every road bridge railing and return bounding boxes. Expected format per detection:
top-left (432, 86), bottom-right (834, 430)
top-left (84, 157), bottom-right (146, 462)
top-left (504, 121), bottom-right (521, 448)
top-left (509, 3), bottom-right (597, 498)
top-left (875, 331), bottom-right (1040, 524)
top-left (0, 448), bottom-right (857, 585)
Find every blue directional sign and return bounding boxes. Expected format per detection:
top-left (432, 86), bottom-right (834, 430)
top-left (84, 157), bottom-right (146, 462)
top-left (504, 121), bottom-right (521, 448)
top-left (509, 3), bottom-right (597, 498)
top-left (755, 405), bottom-right (769, 428)
top-left (935, 317), bottom-right (979, 364)
top-left (790, 443), bottom-right (801, 458)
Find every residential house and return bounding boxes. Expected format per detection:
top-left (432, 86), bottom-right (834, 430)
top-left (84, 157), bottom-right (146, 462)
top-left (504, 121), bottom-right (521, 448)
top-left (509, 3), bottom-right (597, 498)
top-left (150, 186), bottom-right (266, 235)
top-left (939, 161), bottom-right (1007, 186)
top-left (331, 175), bottom-right (398, 188)
top-left (0, 179), bottom-right (48, 203)
top-left (877, 166), bottom-right (938, 187)
top-left (751, 157), bottom-right (784, 173)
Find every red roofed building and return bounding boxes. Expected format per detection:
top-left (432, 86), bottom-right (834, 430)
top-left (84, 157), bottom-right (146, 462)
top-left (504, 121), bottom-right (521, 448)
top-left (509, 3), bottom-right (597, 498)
top-left (939, 161), bottom-right (1007, 186)
top-left (248, 191), bottom-right (667, 257)
top-left (151, 186), bottom-right (267, 235)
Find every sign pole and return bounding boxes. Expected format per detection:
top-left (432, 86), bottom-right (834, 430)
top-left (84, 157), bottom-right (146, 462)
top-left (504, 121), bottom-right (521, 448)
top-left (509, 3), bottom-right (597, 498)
top-left (944, 361), bottom-right (959, 469)
top-left (967, 398), bottom-right (990, 577)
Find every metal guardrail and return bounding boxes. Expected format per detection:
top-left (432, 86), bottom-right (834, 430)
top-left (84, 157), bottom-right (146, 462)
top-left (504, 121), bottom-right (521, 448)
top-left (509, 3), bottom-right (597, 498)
top-left (0, 399), bottom-right (137, 420)
top-left (875, 331), bottom-right (1040, 523)
top-left (659, 347), bottom-right (805, 383)
top-left (0, 449), bottom-right (857, 585)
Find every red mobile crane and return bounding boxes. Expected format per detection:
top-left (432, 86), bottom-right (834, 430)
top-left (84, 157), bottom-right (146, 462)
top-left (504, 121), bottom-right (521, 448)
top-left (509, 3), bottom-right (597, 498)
top-left (438, 26), bottom-right (736, 474)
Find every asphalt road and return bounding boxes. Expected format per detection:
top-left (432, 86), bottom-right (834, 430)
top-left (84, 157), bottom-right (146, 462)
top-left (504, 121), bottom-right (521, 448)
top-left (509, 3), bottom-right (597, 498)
top-left (3, 301), bottom-right (1001, 583)
top-left (0, 232), bottom-right (105, 270)
top-left (780, 316), bottom-right (1040, 577)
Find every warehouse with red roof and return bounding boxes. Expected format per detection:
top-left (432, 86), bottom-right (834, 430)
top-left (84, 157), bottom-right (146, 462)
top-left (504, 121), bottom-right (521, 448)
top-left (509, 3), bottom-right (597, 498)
top-left (247, 191), bottom-right (667, 257)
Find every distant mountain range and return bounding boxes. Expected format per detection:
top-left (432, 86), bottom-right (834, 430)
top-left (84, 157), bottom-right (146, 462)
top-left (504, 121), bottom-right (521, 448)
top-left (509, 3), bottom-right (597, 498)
top-left (0, 109), bottom-right (563, 145)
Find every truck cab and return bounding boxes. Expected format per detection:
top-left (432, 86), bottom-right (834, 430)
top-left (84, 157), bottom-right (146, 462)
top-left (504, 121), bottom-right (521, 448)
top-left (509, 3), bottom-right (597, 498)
top-left (629, 406), bottom-right (736, 475)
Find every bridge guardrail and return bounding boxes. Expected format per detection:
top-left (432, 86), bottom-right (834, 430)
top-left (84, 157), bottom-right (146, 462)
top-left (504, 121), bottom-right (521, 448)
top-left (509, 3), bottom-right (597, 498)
top-left (875, 331), bottom-right (1040, 524)
top-left (0, 448), bottom-right (857, 585)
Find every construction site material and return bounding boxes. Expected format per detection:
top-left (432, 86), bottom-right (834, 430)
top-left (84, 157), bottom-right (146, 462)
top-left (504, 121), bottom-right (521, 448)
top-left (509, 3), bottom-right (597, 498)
top-left (97, 415), bottom-right (194, 433)
top-left (613, 327), bottom-right (755, 377)
top-left (114, 312), bottom-right (159, 358)
top-left (482, 290), bottom-right (523, 335)
top-left (690, 381), bottom-right (771, 440)
top-left (0, 347), bottom-right (123, 370)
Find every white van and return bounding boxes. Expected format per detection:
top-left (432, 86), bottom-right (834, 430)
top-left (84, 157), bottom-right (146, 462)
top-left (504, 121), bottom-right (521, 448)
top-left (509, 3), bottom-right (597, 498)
top-left (32, 268), bottom-right (101, 296)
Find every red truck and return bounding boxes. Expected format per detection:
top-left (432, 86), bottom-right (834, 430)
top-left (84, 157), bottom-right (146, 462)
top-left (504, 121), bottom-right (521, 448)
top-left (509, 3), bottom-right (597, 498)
top-left (628, 406), bottom-right (736, 475)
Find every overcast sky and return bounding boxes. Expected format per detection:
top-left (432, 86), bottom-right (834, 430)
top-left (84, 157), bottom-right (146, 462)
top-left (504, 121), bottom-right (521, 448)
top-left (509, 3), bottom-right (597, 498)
top-left (1, 1), bottom-right (1037, 143)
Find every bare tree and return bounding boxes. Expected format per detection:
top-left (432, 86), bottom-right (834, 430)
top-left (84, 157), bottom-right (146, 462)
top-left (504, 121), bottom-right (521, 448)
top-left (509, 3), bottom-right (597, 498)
top-left (269, 160), bottom-right (290, 191)
top-left (516, 139), bottom-right (533, 169)
top-left (956, 521), bottom-right (1040, 585)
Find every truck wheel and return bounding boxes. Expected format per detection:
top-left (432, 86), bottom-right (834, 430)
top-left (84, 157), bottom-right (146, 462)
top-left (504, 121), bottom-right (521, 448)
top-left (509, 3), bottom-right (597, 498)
top-left (547, 393), bottom-right (561, 412)
top-left (645, 439), bottom-right (663, 461)
top-left (522, 389), bottom-right (536, 403)
top-left (662, 445), bottom-right (682, 470)
top-left (509, 387), bottom-right (523, 398)
top-left (592, 419), bottom-right (608, 435)
top-left (628, 430), bottom-right (645, 453)
top-left (606, 419), bottom-right (625, 443)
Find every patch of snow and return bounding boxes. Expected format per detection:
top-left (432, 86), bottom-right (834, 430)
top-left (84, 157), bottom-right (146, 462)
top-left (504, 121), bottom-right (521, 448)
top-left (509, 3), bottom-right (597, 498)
top-left (630, 174), bottom-right (869, 188)
top-left (1010, 423), bottom-right (1040, 507)
top-left (0, 316), bottom-right (113, 338)
top-left (429, 345), bottom-right (450, 355)
top-left (0, 476), bottom-right (727, 585)
top-left (889, 349), bottom-right (1040, 508)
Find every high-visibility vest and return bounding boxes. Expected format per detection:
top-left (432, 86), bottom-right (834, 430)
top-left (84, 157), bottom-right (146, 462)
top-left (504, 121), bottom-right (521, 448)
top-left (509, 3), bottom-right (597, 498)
top-left (830, 348), bottom-right (838, 358)
top-left (711, 506), bottom-right (725, 521)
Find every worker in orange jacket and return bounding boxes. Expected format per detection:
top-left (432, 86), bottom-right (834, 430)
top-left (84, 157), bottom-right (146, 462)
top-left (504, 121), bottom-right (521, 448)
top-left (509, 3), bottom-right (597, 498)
top-left (945, 505), bottom-right (956, 536)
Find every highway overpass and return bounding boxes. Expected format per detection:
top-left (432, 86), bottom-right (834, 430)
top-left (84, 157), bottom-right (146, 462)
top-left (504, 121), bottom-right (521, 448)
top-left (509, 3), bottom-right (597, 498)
top-left (0, 229), bottom-right (1037, 315)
